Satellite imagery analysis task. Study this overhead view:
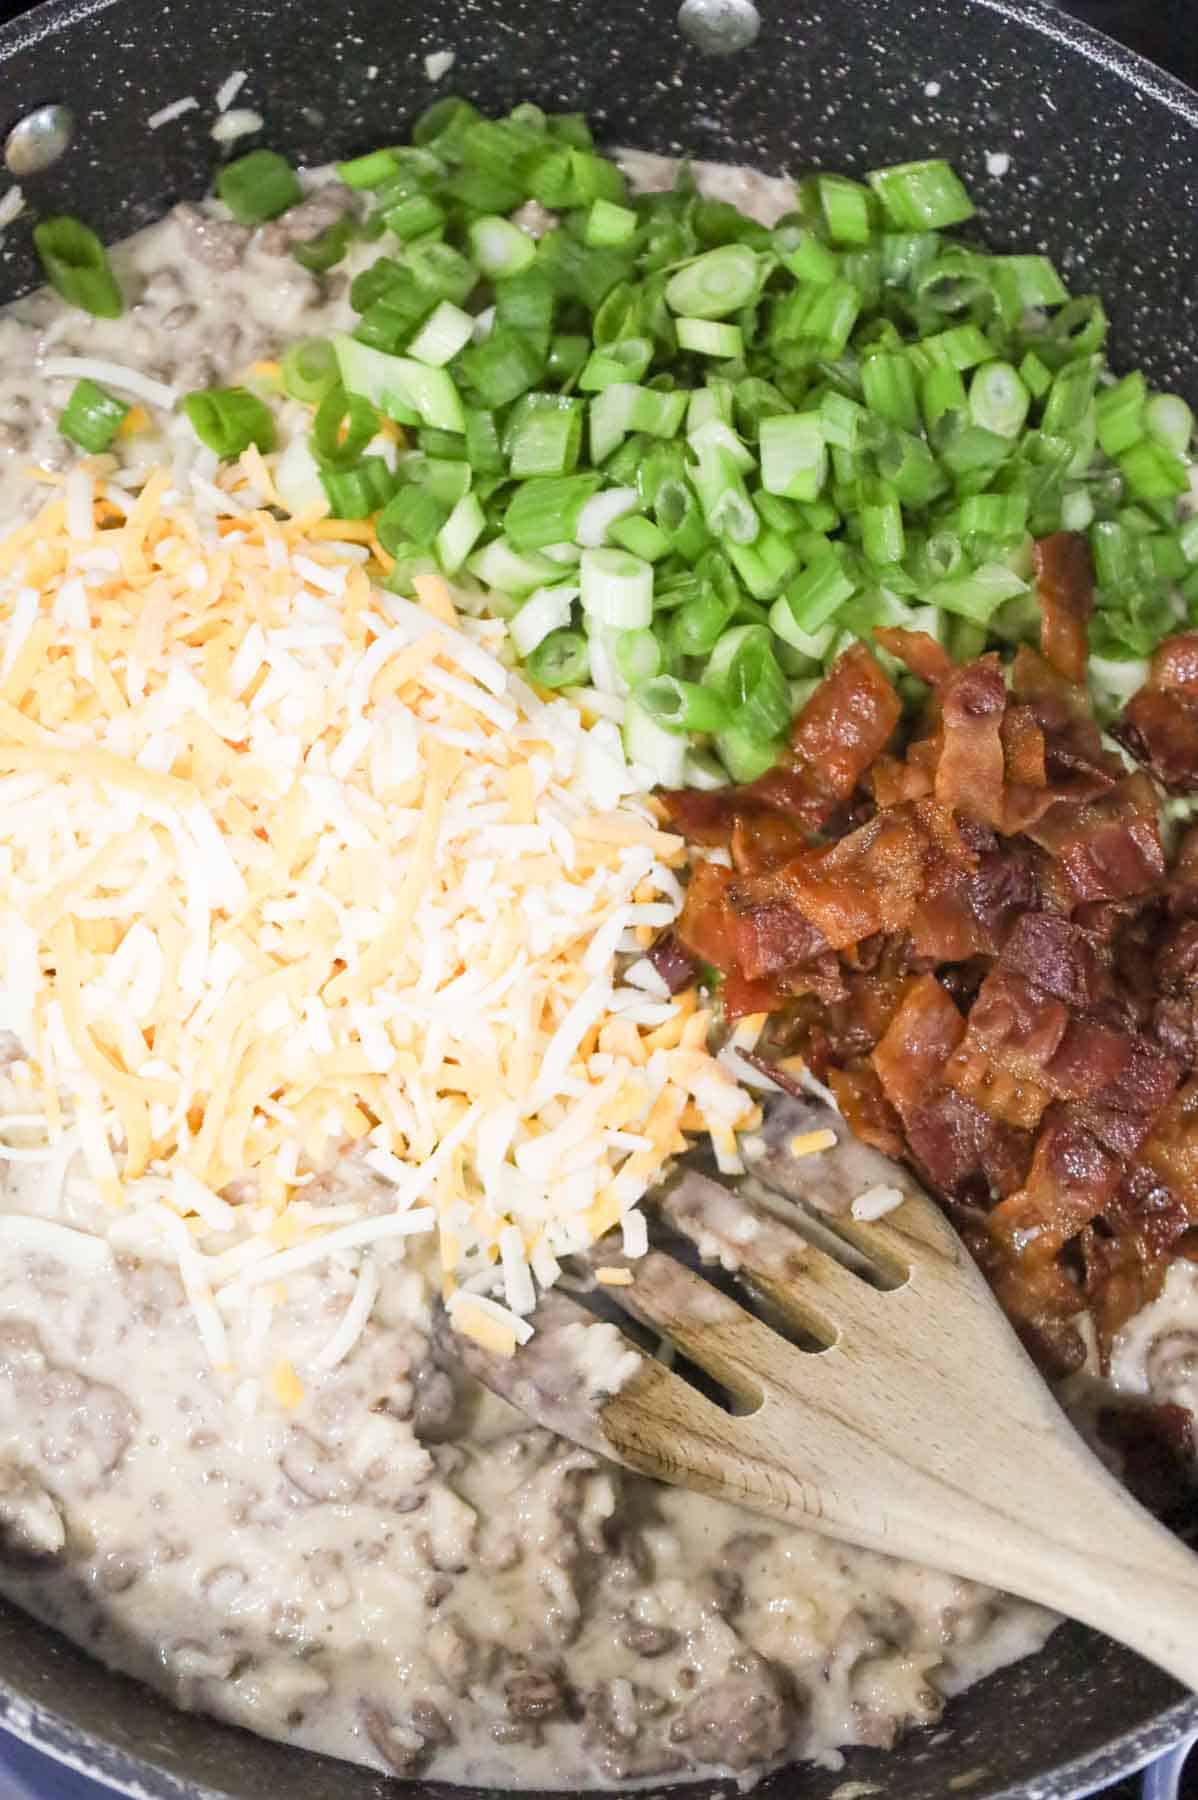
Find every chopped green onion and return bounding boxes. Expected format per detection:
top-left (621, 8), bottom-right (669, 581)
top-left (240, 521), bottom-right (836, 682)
top-left (624, 695), bottom-right (688, 784)
top-left (783, 555), bottom-right (858, 634)
top-left (58, 378), bottom-right (128, 452)
top-left (675, 318), bottom-right (744, 358)
top-left (580, 546), bottom-right (654, 628)
top-left (466, 214), bottom-right (537, 277)
top-left (528, 628), bottom-right (590, 689)
top-left (918, 323), bottom-right (993, 371)
top-left (406, 300), bottom-right (475, 367)
top-left (638, 675), bottom-right (729, 734)
top-left (867, 159), bottom-right (976, 230)
top-left (608, 513), bottom-right (671, 561)
top-left (755, 412), bottom-right (820, 500)
top-left (281, 337), bottom-right (340, 406)
top-left (468, 538), bottom-right (561, 596)
top-left (313, 384), bottom-right (378, 467)
top-left (435, 492), bottom-right (486, 574)
top-left (319, 457), bottom-right (396, 518)
top-left (293, 215), bottom-right (356, 272)
top-left (957, 492), bottom-right (1029, 538)
top-left (714, 724), bottom-right (782, 782)
top-left (217, 150), bottom-right (303, 224)
top-left (382, 192), bottom-right (447, 242)
top-left (926, 562), bottom-right (1028, 623)
top-left (1096, 371), bottom-right (1147, 457)
top-left (861, 351), bottom-right (920, 431)
top-left (991, 253), bottom-right (1069, 319)
top-left (33, 216), bottom-right (123, 319)
top-left (377, 483), bottom-right (450, 552)
top-left (614, 629), bottom-right (664, 687)
top-left (507, 402), bottom-right (584, 477)
top-left (334, 335), bottom-right (466, 432)
top-left (456, 327), bottom-right (545, 407)
top-left (664, 245), bottom-right (760, 320)
top-left (579, 338), bottom-right (655, 392)
top-left (464, 408), bottom-right (505, 474)
top-left (508, 584), bottom-right (578, 657)
top-left (585, 200), bottom-right (637, 248)
top-left (861, 486), bottom-right (906, 565)
top-left (336, 148), bottom-right (400, 189)
top-left (504, 473), bottom-right (601, 549)
top-left (803, 173), bottom-right (875, 246)
top-left (1145, 392), bottom-right (1194, 456)
top-left (774, 220), bottom-right (840, 285)
top-left (725, 634), bottom-right (792, 740)
top-left (968, 361), bottom-right (1030, 438)
top-left (1118, 438), bottom-right (1190, 501)
top-left (547, 334), bottom-right (589, 385)
top-left (183, 386), bottom-right (275, 459)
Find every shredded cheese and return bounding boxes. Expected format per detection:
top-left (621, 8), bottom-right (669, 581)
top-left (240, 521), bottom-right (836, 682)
top-left (789, 1129), bottom-right (838, 1158)
top-left (0, 472), bottom-right (758, 1369)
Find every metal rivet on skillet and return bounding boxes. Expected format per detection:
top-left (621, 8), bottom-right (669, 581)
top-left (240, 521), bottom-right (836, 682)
top-left (5, 104), bottom-right (75, 176)
top-left (677, 0), bottom-right (761, 55)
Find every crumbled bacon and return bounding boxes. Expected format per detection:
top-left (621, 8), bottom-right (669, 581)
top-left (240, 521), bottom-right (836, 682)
top-left (665, 612), bottom-right (1198, 1384)
top-left (1033, 531), bottom-right (1094, 686)
top-left (1116, 631), bottom-right (1198, 793)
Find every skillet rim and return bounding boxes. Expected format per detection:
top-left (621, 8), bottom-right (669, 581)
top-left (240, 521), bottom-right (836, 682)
top-left (0, 0), bottom-right (1193, 1794)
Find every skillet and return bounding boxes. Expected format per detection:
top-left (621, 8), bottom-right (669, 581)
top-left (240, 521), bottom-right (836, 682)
top-left (0, 0), bottom-right (1195, 1793)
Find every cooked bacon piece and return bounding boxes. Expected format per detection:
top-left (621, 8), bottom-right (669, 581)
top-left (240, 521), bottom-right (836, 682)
top-left (724, 894), bottom-right (830, 982)
top-left (1071, 1038), bottom-right (1181, 1159)
top-left (789, 642), bottom-right (903, 806)
top-left (871, 974), bottom-right (964, 1120)
top-left (1001, 704), bottom-right (1048, 789)
top-left (1026, 773), bottom-right (1164, 905)
top-left (1117, 687), bottom-right (1198, 794)
top-left (945, 965), bottom-right (1068, 1129)
top-left (934, 655), bottom-right (1007, 826)
top-left (660, 643), bottom-right (902, 844)
top-left (647, 931), bottom-right (698, 996)
top-left (828, 1063), bottom-right (907, 1160)
top-left (1116, 635), bottom-right (1198, 793)
top-left (676, 858), bottom-right (738, 968)
top-left (910, 838), bottom-right (1039, 963)
top-left (999, 913), bottom-right (1107, 1010)
top-left (873, 626), bottom-right (954, 686)
top-left (1033, 531), bottom-right (1093, 686)
top-left (988, 1106), bottom-right (1122, 1262)
top-left (732, 804), bottom-right (937, 953)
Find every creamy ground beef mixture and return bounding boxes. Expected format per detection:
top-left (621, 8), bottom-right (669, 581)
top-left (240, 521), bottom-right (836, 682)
top-left (0, 152), bottom-right (1189, 1791)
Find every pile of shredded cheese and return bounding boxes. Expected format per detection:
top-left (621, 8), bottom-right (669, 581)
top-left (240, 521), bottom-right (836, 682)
top-left (0, 456), bottom-right (761, 1367)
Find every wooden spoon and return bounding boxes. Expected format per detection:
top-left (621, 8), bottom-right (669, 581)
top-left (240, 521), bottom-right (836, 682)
top-left (458, 1096), bottom-right (1198, 1690)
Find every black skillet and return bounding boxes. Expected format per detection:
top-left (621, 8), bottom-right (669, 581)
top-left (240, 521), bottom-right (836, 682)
top-left (0, 0), bottom-right (1196, 1794)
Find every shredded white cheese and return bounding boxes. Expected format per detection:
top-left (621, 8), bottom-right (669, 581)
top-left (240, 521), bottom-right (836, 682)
top-left (148, 96), bottom-right (199, 130)
top-left (215, 70), bottom-right (248, 113)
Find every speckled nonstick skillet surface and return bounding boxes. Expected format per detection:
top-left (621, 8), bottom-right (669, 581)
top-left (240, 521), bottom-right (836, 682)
top-left (0, 0), bottom-right (1194, 1796)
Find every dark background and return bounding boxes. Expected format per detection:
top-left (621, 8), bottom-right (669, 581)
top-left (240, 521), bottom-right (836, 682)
top-left (0, 0), bottom-right (1192, 1796)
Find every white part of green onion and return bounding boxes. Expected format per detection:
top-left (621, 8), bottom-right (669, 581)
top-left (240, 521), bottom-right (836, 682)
top-left (509, 583), bottom-right (579, 657)
top-left (575, 486), bottom-right (640, 548)
top-left (274, 435), bottom-right (326, 517)
top-left (759, 412), bottom-right (828, 500)
top-left (467, 214), bottom-right (537, 278)
top-left (579, 546), bottom-right (654, 629)
top-left (624, 695), bottom-right (688, 786)
top-left (406, 300), bottom-right (475, 368)
top-left (435, 493), bottom-right (486, 575)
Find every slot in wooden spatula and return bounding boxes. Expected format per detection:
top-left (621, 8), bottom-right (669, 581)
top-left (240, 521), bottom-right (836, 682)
top-left (457, 1096), bottom-right (1198, 1690)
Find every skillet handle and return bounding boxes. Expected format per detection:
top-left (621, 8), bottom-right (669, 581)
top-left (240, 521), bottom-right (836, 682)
top-left (1140, 1734), bottom-right (1195, 1800)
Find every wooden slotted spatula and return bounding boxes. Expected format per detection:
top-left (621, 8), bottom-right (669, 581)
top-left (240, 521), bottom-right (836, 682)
top-left (458, 1095), bottom-right (1198, 1690)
